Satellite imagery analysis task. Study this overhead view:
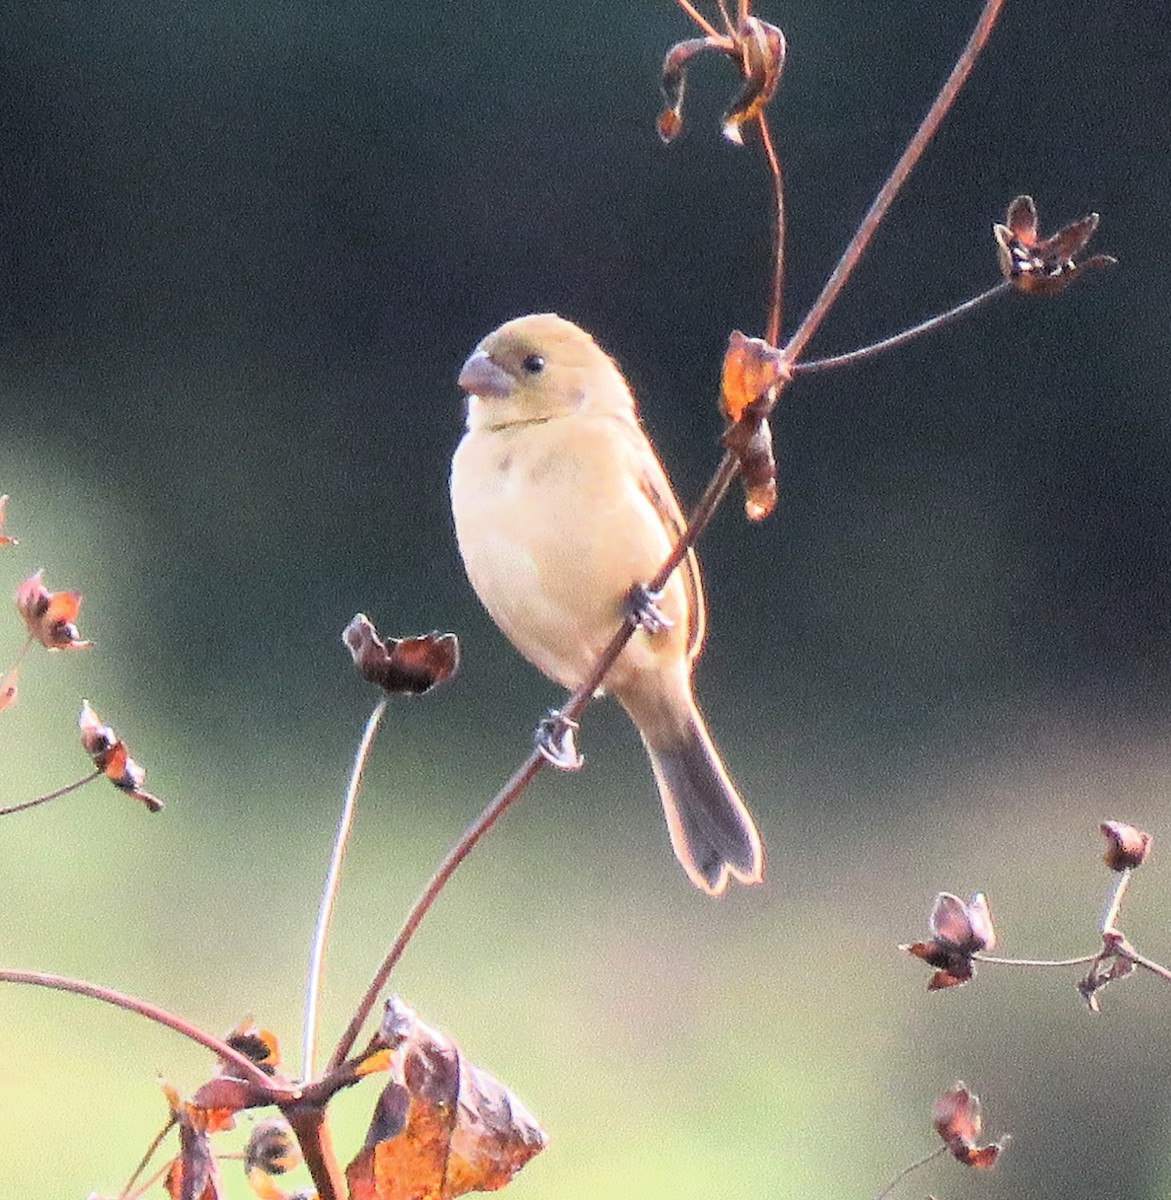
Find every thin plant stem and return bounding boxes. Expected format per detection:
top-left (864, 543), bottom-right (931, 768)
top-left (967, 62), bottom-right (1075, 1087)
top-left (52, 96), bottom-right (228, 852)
top-left (757, 114), bottom-right (786, 346)
top-left (873, 1144), bottom-right (948, 1200)
top-left (976, 952), bottom-right (1098, 968)
top-left (0, 769), bottom-right (101, 816)
top-left (124, 1160), bottom-right (172, 1200)
top-left (119, 1115), bottom-right (176, 1199)
top-left (0, 969), bottom-right (279, 1092)
top-left (1101, 869), bottom-right (1132, 934)
top-left (1118, 944), bottom-right (1171, 985)
top-left (326, 746), bottom-right (547, 1070)
top-left (782, 0), bottom-right (1006, 367)
top-left (673, 0), bottom-right (722, 38)
top-left (284, 1105), bottom-right (347, 1200)
top-left (327, 452), bottom-right (742, 1071)
top-left (301, 696), bottom-right (388, 1083)
top-left (793, 281), bottom-right (1011, 374)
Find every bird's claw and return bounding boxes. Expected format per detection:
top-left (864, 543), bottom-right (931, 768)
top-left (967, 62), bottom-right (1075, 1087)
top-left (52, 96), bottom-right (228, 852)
top-left (534, 709), bottom-right (584, 771)
top-left (627, 582), bottom-right (673, 634)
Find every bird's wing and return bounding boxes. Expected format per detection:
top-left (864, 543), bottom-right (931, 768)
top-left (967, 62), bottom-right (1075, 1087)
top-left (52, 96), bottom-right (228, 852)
top-left (638, 458), bottom-right (706, 663)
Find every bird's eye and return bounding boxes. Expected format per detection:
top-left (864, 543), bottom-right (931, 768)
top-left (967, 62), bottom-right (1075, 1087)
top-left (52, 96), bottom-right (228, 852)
top-left (521, 353), bottom-right (545, 375)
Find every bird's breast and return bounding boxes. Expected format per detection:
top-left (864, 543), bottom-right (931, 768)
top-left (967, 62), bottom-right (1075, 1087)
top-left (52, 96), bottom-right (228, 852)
top-left (450, 419), bottom-right (693, 691)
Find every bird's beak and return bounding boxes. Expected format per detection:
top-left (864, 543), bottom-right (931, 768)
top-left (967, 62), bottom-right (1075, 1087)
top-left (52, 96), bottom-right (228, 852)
top-left (458, 349), bottom-right (514, 399)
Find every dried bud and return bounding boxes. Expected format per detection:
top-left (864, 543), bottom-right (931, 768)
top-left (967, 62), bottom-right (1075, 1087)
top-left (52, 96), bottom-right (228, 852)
top-left (78, 701), bottom-right (163, 812)
top-left (933, 1082), bottom-right (1007, 1168)
top-left (343, 614), bottom-right (459, 695)
top-left (225, 1019), bottom-right (280, 1075)
top-left (16, 570), bottom-right (92, 650)
top-left (720, 331), bottom-right (789, 521)
top-left (902, 892), bottom-right (996, 989)
top-left (1100, 820), bottom-right (1150, 871)
top-left (720, 330), bottom-right (789, 423)
top-left (244, 1118), bottom-right (301, 1177)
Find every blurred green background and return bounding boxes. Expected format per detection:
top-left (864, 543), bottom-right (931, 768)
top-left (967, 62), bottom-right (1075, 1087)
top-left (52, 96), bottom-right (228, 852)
top-left (2, 0), bottom-right (1170, 1196)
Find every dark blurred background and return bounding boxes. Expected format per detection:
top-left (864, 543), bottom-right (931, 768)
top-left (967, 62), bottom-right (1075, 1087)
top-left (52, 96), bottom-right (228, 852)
top-left (1, 1), bottom-right (1169, 1197)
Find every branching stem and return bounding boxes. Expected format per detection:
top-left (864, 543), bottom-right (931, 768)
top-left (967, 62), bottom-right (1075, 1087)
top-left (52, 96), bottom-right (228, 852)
top-left (782, 0), bottom-right (1006, 367)
top-left (329, 0), bottom-right (1007, 1067)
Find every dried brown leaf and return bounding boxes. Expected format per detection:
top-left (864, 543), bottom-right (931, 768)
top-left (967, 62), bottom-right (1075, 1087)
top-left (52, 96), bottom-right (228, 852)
top-left (346, 997), bottom-right (546, 1200)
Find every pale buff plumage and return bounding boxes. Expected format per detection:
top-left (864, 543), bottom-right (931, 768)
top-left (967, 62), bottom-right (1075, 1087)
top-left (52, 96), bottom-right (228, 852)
top-left (450, 313), bottom-right (763, 895)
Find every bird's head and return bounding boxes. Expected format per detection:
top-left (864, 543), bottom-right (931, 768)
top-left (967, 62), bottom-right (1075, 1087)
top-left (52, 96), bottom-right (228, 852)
top-left (458, 313), bottom-right (635, 431)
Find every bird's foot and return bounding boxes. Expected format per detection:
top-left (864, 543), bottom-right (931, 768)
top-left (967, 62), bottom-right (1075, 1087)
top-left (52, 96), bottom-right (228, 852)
top-left (626, 582), bottom-right (673, 634)
top-left (534, 709), bottom-right (584, 771)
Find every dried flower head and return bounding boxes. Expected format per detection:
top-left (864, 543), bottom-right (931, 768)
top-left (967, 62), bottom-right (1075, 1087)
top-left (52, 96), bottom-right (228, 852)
top-left (343, 614), bottom-right (459, 695)
top-left (658, 14), bottom-right (786, 145)
top-left (993, 194), bottom-right (1115, 295)
top-left (933, 1082), bottom-right (1007, 1168)
top-left (902, 891), bottom-right (996, 989)
top-left (1100, 820), bottom-right (1151, 871)
top-left (16, 570), bottom-right (92, 650)
top-left (224, 1019), bottom-right (281, 1075)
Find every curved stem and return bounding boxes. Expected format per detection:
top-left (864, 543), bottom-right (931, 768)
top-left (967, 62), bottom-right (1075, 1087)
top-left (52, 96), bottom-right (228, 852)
top-left (1101, 869), bottom-right (1131, 935)
top-left (975, 952), bottom-right (1098, 968)
top-left (327, 452), bottom-right (742, 1071)
top-left (0, 969), bottom-right (280, 1092)
top-left (782, 0), bottom-right (1006, 367)
top-left (302, 697), bottom-right (388, 1082)
top-left (873, 1144), bottom-right (947, 1200)
top-left (756, 112), bottom-right (786, 346)
top-left (792, 281), bottom-right (1010, 374)
top-left (0, 770), bottom-right (101, 816)
top-left (326, 746), bottom-right (547, 1070)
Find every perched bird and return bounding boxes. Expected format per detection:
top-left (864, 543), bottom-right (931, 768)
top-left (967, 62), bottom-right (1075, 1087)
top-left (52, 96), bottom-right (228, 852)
top-left (450, 313), bottom-right (764, 895)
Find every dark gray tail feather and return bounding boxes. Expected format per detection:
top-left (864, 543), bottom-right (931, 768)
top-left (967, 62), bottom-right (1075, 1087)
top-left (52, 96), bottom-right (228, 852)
top-left (643, 714), bottom-right (764, 895)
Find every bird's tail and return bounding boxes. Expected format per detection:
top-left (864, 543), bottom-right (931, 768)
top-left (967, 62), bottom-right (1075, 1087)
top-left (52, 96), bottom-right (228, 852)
top-left (641, 706), bottom-right (764, 896)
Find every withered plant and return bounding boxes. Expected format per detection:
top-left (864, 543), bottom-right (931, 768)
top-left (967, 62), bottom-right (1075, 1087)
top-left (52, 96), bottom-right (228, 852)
top-left (1, 2), bottom-right (1152, 1199)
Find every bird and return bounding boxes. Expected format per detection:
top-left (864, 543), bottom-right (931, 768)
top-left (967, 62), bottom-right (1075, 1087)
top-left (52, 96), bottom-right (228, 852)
top-left (449, 312), bottom-right (764, 895)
